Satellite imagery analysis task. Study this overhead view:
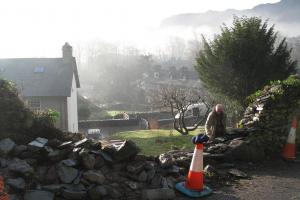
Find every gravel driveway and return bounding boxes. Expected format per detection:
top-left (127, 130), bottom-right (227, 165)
top-left (177, 159), bottom-right (300, 200)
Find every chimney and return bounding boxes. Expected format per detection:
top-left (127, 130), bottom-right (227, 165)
top-left (62, 42), bottom-right (73, 62)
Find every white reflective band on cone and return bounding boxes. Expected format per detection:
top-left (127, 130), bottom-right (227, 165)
top-left (189, 147), bottom-right (203, 172)
top-left (287, 128), bottom-right (296, 144)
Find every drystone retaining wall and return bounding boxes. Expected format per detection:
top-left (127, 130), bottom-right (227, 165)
top-left (238, 75), bottom-right (300, 158)
top-left (0, 136), bottom-right (249, 200)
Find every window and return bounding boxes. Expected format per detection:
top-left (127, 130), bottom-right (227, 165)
top-left (185, 109), bottom-right (192, 117)
top-left (192, 108), bottom-right (200, 117)
top-left (28, 97), bottom-right (41, 112)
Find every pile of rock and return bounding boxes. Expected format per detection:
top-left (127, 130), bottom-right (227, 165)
top-left (0, 136), bottom-right (248, 200)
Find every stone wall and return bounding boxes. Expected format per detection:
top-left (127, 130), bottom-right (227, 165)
top-left (239, 75), bottom-right (300, 157)
top-left (0, 136), bottom-right (250, 200)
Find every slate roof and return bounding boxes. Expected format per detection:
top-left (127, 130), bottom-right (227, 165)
top-left (0, 57), bottom-right (80, 97)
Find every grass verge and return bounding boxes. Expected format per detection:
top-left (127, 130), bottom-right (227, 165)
top-left (110, 128), bottom-right (205, 156)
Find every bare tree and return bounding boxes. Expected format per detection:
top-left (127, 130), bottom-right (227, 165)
top-left (148, 84), bottom-right (211, 135)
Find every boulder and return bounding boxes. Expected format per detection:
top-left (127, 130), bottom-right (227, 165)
top-left (0, 138), bottom-right (16, 155)
top-left (19, 151), bottom-right (42, 160)
top-left (124, 181), bottom-right (139, 190)
top-left (226, 139), bottom-right (265, 161)
top-left (113, 140), bottom-right (140, 162)
top-left (166, 177), bottom-right (176, 188)
top-left (48, 150), bottom-right (68, 162)
top-left (58, 141), bottom-right (73, 149)
top-left (61, 159), bottom-right (77, 167)
top-left (7, 177), bottom-right (26, 190)
top-left (47, 139), bottom-right (62, 148)
top-left (105, 185), bottom-right (122, 199)
top-left (94, 155), bottom-right (106, 169)
top-left (158, 153), bottom-right (173, 168)
top-left (42, 184), bottom-right (68, 194)
top-left (204, 165), bottom-right (219, 179)
top-left (12, 145), bottom-right (27, 156)
top-left (79, 149), bottom-right (95, 170)
top-left (88, 185), bottom-right (108, 200)
top-left (0, 158), bottom-right (8, 167)
top-left (127, 161), bottom-right (145, 173)
top-left (44, 166), bottom-right (59, 184)
top-left (57, 164), bottom-right (79, 184)
top-left (138, 170), bottom-right (148, 182)
top-left (35, 166), bottom-right (48, 183)
top-left (82, 170), bottom-right (105, 184)
top-left (228, 168), bottom-right (248, 178)
top-left (150, 174), bottom-right (163, 188)
top-left (146, 169), bottom-right (156, 182)
top-left (73, 138), bottom-right (88, 147)
top-left (97, 151), bottom-right (113, 163)
top-left (166, 165), bottom-right (180, 174)
top-left (28, 137), bottom-right (48, 148)
top-left (24, 190), bottom-right (55, 200)
top-left (62, 189), bottom-right (87, 200)
top-left (8, 158), bottom-right (34, 174)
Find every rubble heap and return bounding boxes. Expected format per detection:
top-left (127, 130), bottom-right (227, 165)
top-left (0, 136), bottom-right (249, 200)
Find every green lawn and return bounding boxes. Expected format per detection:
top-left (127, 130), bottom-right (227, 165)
top-left (110, 128), bottom-right (205, 156)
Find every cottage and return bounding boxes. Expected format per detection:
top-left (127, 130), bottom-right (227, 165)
top-left (0, 43), bottom-right (80, 132)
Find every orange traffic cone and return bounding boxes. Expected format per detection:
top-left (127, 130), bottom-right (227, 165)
top-left (175, 142), bottom-right (212, 197)
top-left (282, 117), bottom-right (298, 161)
top-left (186, 143), bottom-right (204, 190)
top-left (0, 176), bottom-right (9, 200)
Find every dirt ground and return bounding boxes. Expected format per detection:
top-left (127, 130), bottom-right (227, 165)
top-left (176, 158), bottom-right (300, 200)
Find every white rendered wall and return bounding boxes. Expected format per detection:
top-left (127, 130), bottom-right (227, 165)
top-left (67, 74), bottom-right (78, 132)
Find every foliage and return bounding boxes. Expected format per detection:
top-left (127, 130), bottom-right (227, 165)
top-left (78, 94), bottom-right (108, 120)
top-left (195, 16), bottom-right (297, 107)
top-left (88, 111), bottom-right (111, 120)
top-left (48, 109), bottom-right (60, 123)
top-left (247, 75), bottom-right (300, 104)
top-left (0, 79), bottom-right (34, 134)
top-left (78, 105), bottom-right (91, 120)
top-left (0, 78), bottom-right (84, 143)
top-left (111, 128), bottom-right (204, 155)
top-left (32, 109), bottom-right (59, 128)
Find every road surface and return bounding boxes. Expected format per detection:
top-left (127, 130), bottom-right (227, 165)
top-left (177, 159), bottom-right (300, 200)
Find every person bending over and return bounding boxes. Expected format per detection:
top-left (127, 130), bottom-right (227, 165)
top-left (205, 104), bottom-right (227, 141)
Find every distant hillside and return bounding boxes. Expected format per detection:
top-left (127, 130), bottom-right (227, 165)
top-left (161, 0), bottom-right (300, 36)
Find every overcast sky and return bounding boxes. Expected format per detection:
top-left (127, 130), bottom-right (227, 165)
top-left (0, 0), bottom-right (280, 58)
